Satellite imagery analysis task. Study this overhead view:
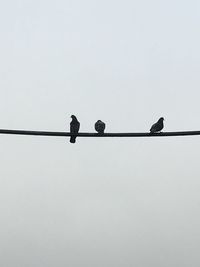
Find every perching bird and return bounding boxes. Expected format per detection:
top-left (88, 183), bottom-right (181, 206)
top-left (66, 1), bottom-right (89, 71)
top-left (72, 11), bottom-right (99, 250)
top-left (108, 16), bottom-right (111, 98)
top-left (70, 115), bottom-right (80, 143)
top-left (95, 120), bottom-right (106, 134)
top-left (150, 117), bottom-right (164, 133)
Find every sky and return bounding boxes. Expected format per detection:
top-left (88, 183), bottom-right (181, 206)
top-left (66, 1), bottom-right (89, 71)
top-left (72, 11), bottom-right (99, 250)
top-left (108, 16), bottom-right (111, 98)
top-left (0, 0), bottom-right (200, 266)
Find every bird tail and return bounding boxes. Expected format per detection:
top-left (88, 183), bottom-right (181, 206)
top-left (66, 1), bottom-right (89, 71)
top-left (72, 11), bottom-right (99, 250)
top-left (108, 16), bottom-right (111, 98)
top-left (70, 136), bottom-right (77, 143)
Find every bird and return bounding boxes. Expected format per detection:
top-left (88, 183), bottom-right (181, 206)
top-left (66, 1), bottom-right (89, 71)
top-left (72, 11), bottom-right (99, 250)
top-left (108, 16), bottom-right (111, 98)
top-left (70, 115), bottom-right (80, 143)
top-left (95, 120), bottom-right (106, 134)
top-left (150, 117), bottom-right (164, 133)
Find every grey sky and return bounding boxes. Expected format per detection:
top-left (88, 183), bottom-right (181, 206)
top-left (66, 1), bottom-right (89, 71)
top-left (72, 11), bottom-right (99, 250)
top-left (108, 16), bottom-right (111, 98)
top-left (0, 0), bottom-right (200, 266)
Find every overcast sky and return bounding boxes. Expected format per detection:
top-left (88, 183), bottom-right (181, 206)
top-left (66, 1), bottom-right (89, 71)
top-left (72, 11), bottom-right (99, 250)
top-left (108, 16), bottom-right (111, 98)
top-left (0, 0), bottom-right (200, 266)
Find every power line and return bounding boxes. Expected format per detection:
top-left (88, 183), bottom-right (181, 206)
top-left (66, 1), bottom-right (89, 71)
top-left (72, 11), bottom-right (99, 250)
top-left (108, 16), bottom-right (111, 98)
top-left (0, 129), bottom-right (200, 137)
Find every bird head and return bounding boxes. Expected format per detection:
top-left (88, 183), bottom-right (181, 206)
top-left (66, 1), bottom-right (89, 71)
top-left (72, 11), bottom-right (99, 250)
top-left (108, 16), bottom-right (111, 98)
top-left (71, 115), bottom-right (77, 120)
top-left (159, 117), bottom-right (164, 122)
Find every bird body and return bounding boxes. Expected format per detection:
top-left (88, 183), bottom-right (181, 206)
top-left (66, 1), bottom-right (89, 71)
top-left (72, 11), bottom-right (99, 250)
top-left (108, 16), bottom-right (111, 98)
top-left (95, 120), bottom-right (106, 134)
top-left (70, 115), bottom-right (80, 143)
top-left (150, 117), bottom-right (164, 133)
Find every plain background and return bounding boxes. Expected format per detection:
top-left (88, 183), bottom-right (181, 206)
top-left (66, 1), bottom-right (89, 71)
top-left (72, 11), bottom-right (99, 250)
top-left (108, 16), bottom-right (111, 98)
top-left (0, 0), bottom-right (200, 266)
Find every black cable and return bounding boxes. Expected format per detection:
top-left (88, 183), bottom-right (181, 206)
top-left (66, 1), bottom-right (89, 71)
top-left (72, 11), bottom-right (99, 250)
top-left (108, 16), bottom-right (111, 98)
top-left (0, 129), bottom-right (199, 137)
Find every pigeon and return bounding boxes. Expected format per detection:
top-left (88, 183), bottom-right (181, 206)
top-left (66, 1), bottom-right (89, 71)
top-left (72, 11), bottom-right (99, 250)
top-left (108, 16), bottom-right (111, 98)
top-left (70, 115), bottom-right (80, 143)
top-left (95, 120), bottom-right (106, 134)
top-left (150, 117), bottom-right (164, 133)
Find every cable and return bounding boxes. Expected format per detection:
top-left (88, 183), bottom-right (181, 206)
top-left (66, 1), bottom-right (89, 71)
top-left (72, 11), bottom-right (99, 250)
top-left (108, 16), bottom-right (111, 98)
top-left (0, 129), bottom-right (199, 137)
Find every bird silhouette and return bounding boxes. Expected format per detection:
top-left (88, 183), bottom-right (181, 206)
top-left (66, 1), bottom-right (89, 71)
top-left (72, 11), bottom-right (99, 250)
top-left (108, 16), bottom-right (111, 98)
top-left (95, 120), bottom-right (106, 134)
top-left (70, 115), bottom-right (80, 143)
top-left (150, 117), bottom-right (164, 133)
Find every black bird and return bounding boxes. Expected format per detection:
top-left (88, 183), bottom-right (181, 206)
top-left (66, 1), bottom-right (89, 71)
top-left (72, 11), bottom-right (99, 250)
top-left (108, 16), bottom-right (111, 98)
top-left (95, 120), bottom-right (106, 134)
top-left (150, 117), bottom-right (164, 133)
top-left (70, 115), bottom-right (80, 143)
